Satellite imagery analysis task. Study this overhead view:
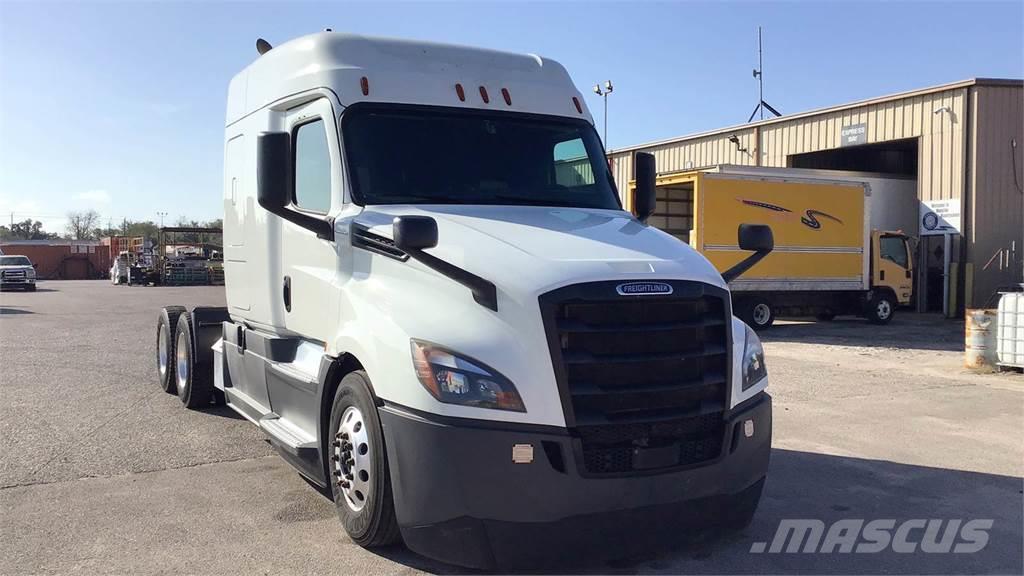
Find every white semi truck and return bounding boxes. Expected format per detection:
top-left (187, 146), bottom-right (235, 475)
top-left (157, 32), bottom-right (774, 569)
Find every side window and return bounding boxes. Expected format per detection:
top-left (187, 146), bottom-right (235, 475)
top-left (880, 236), bottom-right (908, 268)
top-left (553, 137), bottom-right (595, 188)
top-left (293, 119), bottom-right (332, 213)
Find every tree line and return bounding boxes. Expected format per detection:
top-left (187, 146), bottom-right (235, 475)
top-left (0, 209), bottom-right (223, 243)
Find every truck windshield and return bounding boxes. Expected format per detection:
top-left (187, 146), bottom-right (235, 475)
top-left (342, 106), bottom-right (620, 209)
top-left (0, 256), bottom-right (31, 266)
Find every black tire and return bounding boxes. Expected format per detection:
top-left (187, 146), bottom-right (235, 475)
top-left (174, 314), bottom-right (214, 408)
top-left (866, 292), bottom-right (896, 325)
top-left (328, 371), bottom-right (400, 547)
top-left (27, 285), bottom-right (36, 292)
top-left (815, 312), bottom-right (836, 321)
top-left (741, 298), bottom-right (775, 330)
top-left (157, 306), bottom-right (187, 394)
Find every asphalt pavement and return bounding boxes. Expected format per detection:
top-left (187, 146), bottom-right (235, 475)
top-left (1, 281), bottom-right (1021, 574)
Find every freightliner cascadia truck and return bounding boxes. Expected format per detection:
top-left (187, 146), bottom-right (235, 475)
top-left (629, 165), bottom-right (915, 329)
top-left (156, 32), bottom-right (775, 569)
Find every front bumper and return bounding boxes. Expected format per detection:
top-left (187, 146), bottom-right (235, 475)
top-left (0, 278), bottom-right (35, 288)
top-left (379, 393), bottom-right (771, 569)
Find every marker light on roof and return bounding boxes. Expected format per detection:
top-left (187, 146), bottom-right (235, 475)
top-left (455, 83), bottom-right (466, 102)
top-left (501, 88), bottom-right (511, 106)
top-left (479, 86), bottom-right (490, 104)
top-left (572, 96), bottom-right (582, 114)
top-left (360, 76), bottom-right (369, 96)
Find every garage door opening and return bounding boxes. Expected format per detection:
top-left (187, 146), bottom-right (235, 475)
top-left (790, 137), bottom-right (954, 315)
top-left (789, 138), bottom-right (918, 176)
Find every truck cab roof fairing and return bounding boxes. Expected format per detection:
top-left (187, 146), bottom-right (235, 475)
top-left (226, 32), bottom-right (593, 126)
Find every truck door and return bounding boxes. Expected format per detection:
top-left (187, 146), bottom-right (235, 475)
top-left (279, 98), bottom-right (341, 342)
top-left (874, 233), bottom-right (913, 305)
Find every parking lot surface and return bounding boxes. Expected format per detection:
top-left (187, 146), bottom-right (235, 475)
top-left (1, 281), bottom-right (1022, 574)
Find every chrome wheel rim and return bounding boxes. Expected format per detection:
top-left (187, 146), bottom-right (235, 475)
top-left (175, 330), bottom-right (189, 395)
top-left (752, 303), bottom-right (771, 326)
top-left (333, 406), bottom-right (371, 512)
top-left (877, 300), bottom-right (892, 320)
top-left (158, 328), bottom-right (168, 378)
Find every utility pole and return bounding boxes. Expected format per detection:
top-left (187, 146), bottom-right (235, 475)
top-left (748, 26), bottom-right (781, 123)
top-left (157, 211), bottom-right (167, 228)
top-left (592, 80), bottom-right (614, 147)
top-left (756, 26), bottom-right (764, 120)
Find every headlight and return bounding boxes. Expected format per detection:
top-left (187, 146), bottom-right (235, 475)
top-left (410, 339), bottom-right (525, 412)
top-left (26, 268), bottom-right (35, 278)
top-left (741, 324), bottom-right (767, 390)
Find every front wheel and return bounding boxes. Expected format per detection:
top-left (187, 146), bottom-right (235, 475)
top-left (329, 371), bottom-right (400, 547)
top-left (866, 292), bottom-right (896, 325)
top-left (740, 298), bottom-right (775, 331)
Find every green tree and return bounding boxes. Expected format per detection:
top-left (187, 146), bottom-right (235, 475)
top-left (3, 219), bottom-right (57, 240)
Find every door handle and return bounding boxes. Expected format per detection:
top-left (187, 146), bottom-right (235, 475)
top-left (880, 270), bottom-right (885, 281)
top-left (283, 276), bottom-right (292, 312)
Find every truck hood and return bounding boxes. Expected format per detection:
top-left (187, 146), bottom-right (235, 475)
top-left (352, 205), bottom-right (727, 298)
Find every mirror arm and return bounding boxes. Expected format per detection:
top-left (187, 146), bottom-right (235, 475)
top-left (256, 198), bottom-right (335, 241)
top-left (405, 248), bottom-right (498, 311)
top-left (721, 250), bottom-right (770, 284)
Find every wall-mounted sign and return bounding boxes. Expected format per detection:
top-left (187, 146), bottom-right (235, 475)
top-left (919, 199), bottom-right (961, 235)
top-left (840, 123), bottom-right (867, 147)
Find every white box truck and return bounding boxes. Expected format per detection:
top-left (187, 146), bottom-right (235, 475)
top-left (157, 32), bottom-right (774, 569)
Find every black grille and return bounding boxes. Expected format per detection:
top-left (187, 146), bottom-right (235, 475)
top-left (540, 281), bottom-right (730, 476)
top-left (4, 270), bottom-right (26, 278)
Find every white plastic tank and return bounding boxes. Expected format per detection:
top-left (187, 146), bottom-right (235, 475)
top-left (996, 291), bottom-right (1024, 369)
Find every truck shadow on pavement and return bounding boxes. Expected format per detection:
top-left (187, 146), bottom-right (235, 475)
top-left (365, 449), bottom-right (1022, 575)
top-left (0, 306), bottom-right (34, 315)
top-left (761, 314), bottom-right (963, 353)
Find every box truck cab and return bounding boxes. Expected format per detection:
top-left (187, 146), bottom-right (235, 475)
top-left (156, 32), bottom-right (774, 569)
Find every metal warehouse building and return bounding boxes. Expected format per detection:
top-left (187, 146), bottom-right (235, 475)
top-left (608, 78), bottom-right (1023, 316)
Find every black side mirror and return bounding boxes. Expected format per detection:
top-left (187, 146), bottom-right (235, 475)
top-left (634, 152), bottom-right (657, 223)
top-left (722, 224), bottom-right (774, 283)
top-left (738, 223), bottom-right (774, 252)
top-left (256, 132), bottom-right (334, 240)
top-left (257, 132), bottom-right (291, 213)
top-left (393, 216), bottom-right (438, 251)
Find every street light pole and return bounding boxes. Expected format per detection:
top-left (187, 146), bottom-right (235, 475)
top-left (592, 80), bottom-right (614, 147)
top-left (157, 211), bottom-right (167, 228)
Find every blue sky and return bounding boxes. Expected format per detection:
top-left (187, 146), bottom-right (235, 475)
top-left (1, 1), bottom-right (1021, 233)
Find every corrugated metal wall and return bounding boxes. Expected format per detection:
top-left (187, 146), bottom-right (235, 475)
top-left (609, 85), bottom-right (969, 204)
top-left (969, 84), bottom-right (1024, 306)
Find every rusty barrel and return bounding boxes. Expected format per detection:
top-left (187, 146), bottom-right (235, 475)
top-left (965, 309), bottom-right (998, 370)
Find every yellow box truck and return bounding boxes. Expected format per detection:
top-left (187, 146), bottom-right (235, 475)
top-left (630, 168), bottom-right (914, 329)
